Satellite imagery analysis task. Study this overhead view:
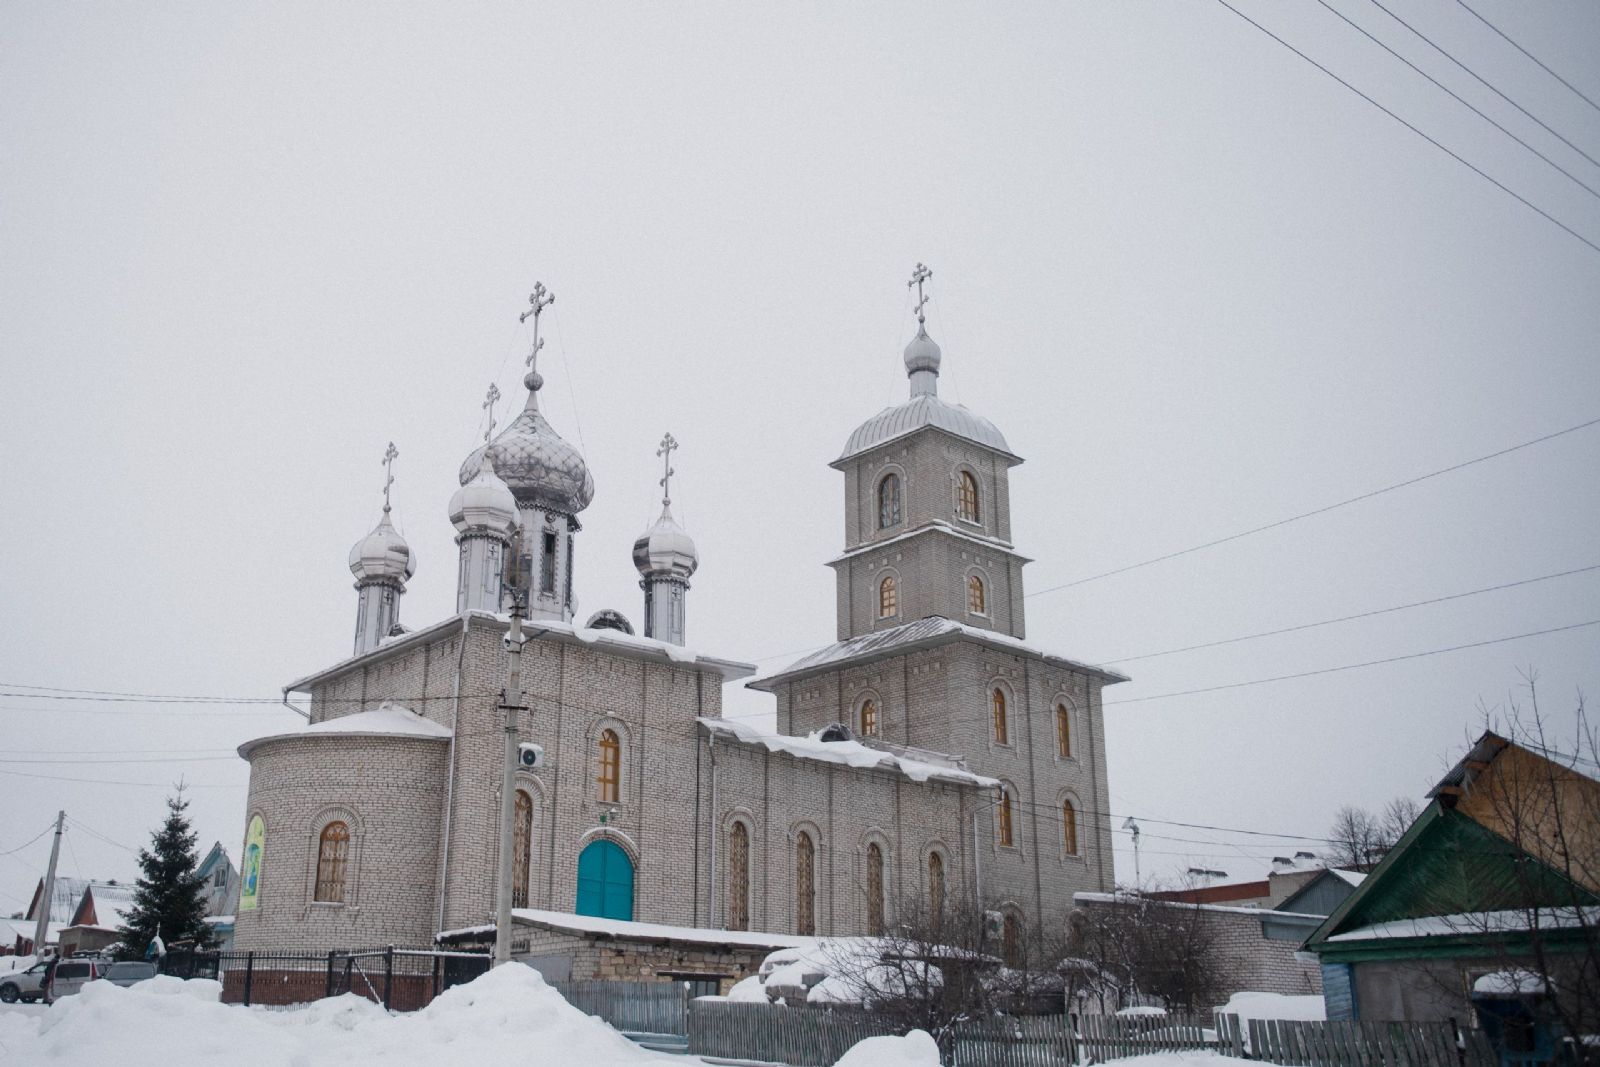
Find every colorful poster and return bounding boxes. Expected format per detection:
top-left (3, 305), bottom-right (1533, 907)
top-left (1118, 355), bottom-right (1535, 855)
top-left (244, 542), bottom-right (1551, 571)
top-left (239, 815), bottom-right (264, 912)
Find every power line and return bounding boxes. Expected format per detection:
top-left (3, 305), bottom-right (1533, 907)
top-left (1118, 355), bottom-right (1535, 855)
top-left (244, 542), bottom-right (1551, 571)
top-left (1315, 0), bottom-right (1600, 201)
top-left (1457, 0), bottom-right (1600, 117)
top-left (1211, 0), bottom-right (1600, 257)
top-left (0, 756), bottom-right (241, 766)
top-left (1028, 414), bottom-right (1600, 597)
top-left (1103, 619), bottom-right (1600, 706)
top-left (1364, 0), bottom-right (1600, 170)
top-left (69, 818), bottom-right (140, 854)
top-left (1094, 563), bottom-right (1600, 665)
top-left (0, 767), bottom-right (241, 789)
top-left (0, 823), bottom-right (57, 856)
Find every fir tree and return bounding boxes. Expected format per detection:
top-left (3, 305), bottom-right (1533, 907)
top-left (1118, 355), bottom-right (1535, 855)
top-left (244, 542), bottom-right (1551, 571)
top-left (115, 788), bottom-right (213, 960)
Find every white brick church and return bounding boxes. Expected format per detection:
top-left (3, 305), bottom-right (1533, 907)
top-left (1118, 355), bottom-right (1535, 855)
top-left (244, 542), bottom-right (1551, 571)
top-left (232, 270), bottom-right (1125, 966)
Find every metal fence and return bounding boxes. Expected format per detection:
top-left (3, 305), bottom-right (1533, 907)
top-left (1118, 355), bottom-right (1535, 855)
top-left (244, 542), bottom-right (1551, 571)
top-left (549, 980), bottom-right (690, 1036)
top-left (160, 947), bottom-right (489, 1010)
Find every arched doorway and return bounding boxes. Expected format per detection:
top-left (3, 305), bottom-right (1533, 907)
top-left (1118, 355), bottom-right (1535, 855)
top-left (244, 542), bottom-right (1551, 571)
top-left (576, 839), bottom-right (634, 920)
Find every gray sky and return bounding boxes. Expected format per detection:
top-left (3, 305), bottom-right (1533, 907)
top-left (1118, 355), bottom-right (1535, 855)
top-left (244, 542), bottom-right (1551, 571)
top-left (3, 1), bottom-right (1597, 918)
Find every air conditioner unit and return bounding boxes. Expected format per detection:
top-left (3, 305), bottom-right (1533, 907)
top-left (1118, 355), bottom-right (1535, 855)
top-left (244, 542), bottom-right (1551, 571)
top-left (518, 742), bottom-right (545, 770)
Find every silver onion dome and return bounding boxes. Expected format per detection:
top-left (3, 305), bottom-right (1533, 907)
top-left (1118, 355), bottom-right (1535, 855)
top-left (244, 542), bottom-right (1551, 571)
top-left (448, 455), bottom-right (518, 534)
top-left (903, 325), bottom-right (942, 379)
top-left (349, 508), bottom-right (415, 582)
top-left (459, 405), bottom-right (595, 515)
top-left (632, 506), bottom-right (698, 580)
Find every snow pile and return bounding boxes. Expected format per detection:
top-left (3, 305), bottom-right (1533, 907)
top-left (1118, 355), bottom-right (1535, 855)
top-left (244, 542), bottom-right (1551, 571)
top-left (752, 939), bottom-right (943, 1007)
top-left (3, 954), bottom-right (37, 973)
top-left (2, 963), bottom-right (675, 1067)
top-left (1115, 1005), bottom-right (1167, 1017)
top-left (835, 1029), bottom-right (941, 1067)
top-left (1220, 991), bottom-right (1326, 1022)
top-left (1473, 969), bottom-right (1548, 996)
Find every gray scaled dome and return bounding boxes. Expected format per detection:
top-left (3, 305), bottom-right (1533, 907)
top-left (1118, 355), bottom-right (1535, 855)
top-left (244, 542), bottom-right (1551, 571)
top-left (448, 456), bottom-right (518, 534)
top-left (632, 506), bottom-right (698, 580)
top-left (349, 509), bottom-right (416, 582)
top-left (459, 405), bottom-right (595, 515)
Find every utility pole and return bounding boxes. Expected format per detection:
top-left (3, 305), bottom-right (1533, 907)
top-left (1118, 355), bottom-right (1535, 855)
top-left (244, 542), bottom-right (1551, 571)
top-left (33, 811), bottom-right (64, 956)
top-left (494, 595), bottom-right (528, 967)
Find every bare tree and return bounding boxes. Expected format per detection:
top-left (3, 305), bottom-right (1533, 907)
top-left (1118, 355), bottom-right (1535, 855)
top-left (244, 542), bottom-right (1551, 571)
top-left (1327, 795), bottom-right (1421, 871)
top-left (1071, 891), bottom-right (1230, 1013)
top-left (1379, 795), bottom-right (1421, 848)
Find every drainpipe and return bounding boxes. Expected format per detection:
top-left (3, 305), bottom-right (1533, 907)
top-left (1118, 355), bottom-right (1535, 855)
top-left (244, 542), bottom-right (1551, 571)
top-left (434, 613), bottom-right (472, 936)
top-left (280, 688), bottom-right (309, 721)
top-left (708, 732), bottom-right (718, 928)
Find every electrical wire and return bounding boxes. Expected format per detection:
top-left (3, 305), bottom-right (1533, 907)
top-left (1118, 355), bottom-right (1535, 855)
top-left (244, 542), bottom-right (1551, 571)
top-left (0, 823), bottom-right (57, 856)
top-left (1211, 0), bottom-right (1600, 257)
top-left (69, 819), bottom-right (141, 854)
top-left (1364, 0), bottom-right (1600, 170)
top-left (1457, 0), bottom-right (1600, 117)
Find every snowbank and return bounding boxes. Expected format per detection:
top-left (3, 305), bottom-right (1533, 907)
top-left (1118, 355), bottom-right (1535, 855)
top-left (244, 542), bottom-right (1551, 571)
top-left (3, 963), bottom-right (682, 1067)
top-left (1220, 991), bottom-right (1326, 1022)
top-left (835, 1029), bottom-right (941, 1067)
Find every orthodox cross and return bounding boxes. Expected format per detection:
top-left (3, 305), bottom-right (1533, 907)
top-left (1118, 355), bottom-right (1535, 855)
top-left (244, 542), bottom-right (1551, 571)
top-left (481, 382), bottom-right (501, 444)
top-left (908, 262), bottom-right (933, 325)
top-left (519, 282), bottom-right (556, 384)
top-left (381, 442), bottom-right (398, 512)
top-left (657, 432), bottom-right (678, 507)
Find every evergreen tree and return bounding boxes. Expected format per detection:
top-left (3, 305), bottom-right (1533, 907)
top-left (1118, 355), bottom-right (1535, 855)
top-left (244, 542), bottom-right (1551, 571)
top-left (115, 788), bottom-right (213, 960)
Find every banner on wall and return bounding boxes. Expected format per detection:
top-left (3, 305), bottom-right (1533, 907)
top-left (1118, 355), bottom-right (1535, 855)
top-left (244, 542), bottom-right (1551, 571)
top-left (239, 815), bottom-right (265, 912)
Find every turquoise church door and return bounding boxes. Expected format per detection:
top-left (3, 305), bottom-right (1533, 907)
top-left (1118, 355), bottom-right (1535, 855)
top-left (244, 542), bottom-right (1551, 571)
top-left (575, 840), bottom-right (634, 920)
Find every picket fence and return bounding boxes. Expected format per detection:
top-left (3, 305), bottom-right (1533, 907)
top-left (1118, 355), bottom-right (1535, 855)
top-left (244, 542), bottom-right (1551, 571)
top-left (550, 980), bottom-right (689, 1037)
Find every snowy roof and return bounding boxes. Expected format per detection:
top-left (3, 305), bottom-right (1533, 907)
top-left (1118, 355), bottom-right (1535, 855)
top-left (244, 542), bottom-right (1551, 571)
top-left (701, 717), bottom-right (999, 788)
top-left (6, 920), bottom-right (67, 944)
top-left (80, 882), bottom-right (137, 929)
top-left (1472, 970), bottom-right (1548, 996)
top-left (751, 615), bottom-right (1128, 690)
top-left (1325, 906), bottom-right (1600, 943)
top-left (29, 876), bottom-right (90, 923)
top-left (440, 909), bottom-right (815, 950)
top-left (1329, 869), bottom-right (1368, 888)
top-left (836, 393), bottom-right (1019, 466)
top-left (238, 702), bottom-right (452, 758)
top-left (827, 521), bottom-right (1029, 566)
top-left (1074, 892), bottom-right (1326, 921)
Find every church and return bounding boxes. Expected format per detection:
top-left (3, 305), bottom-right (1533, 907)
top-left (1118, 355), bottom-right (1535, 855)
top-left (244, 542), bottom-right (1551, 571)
top-left (231, 269), bottom-right (1126, 969)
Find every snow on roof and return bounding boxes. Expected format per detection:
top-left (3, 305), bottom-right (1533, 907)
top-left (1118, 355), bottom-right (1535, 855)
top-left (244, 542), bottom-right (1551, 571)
top-left (84, 882), bottom-right (137, 929)
top-left (30, 876), bottom-right (90, 923)
top-left (1074, 892), bottom-right (1325, 921)
top-left (751, 616), bottom-right (1127, 689)
top-left (441, 909), bottom-right (815, 950)
top-left (238, 702), bottom-right (452, 758)
top-left (700, 716), bottom-right (1000, 788)
top-left (1326, 905), bottom-right (1600, 943)
top-left (1473, 969), bottom-right (1548, 996)
top-left (1329, 869), bottom-right (1368, 888)
top-left (827, 521), bottom-right (1026, 565)
top-left (7, 920), bottom-right (66, 944)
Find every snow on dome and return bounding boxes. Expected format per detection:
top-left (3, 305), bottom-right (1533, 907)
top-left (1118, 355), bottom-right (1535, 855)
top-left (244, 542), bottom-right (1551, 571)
top-left (632, 506), bottom-right (698, 580)
top-left (449, 456), bottom-right (518, 535)
top-left (349, 509), bottom-right (415, 582)
top-left (459, 405), bottom-right (594, 515)
top-left (902, 325), bottom-right (942, 378)
top-left (238, 702), bottom-right (451, 758)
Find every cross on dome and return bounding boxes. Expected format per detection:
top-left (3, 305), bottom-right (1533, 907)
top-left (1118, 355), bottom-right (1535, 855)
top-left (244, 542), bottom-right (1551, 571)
top-left (381, 442), bottom-right (399, 512)
top-left (908, 262), bottom-right (933, 324)
top-left (481, 383), bottom-right (501, 445)
top-left (518, 282), bottom-right (556, 407)
top-left (657, 432), bottom-right (678, 507)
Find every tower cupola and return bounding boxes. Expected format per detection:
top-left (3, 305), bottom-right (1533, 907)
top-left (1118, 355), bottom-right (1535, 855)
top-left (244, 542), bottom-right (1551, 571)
top-left (450, 386), bottom-right (520, 614)
top-left (349, 442), bottom-right (414, 656)
top-left (632, 432), bottom-right (696, 645)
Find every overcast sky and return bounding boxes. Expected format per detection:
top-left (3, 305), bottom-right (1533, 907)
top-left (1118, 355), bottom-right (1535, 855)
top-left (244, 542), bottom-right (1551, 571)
top-left (3, 1), bottom-right (1597, 919)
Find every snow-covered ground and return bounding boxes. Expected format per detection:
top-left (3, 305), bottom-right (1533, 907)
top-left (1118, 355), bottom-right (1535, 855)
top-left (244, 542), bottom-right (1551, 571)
top-left (0, 964), bottom-right (943, 1067)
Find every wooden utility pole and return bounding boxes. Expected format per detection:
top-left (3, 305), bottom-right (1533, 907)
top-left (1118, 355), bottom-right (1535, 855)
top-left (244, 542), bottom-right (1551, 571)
top-left (33, 811), bottom-right (64, 956)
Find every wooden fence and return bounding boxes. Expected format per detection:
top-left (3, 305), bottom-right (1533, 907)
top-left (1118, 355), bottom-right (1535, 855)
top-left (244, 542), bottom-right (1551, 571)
top-left (1077, 1012), bottom-right (1230, 1063)
top-left (950, 1016), bottom-right (1074, 1067)
top-left (688, 1000), bottom-right (909, 1066)
top-left (1246, 1018), bottom-right (1500, 1067)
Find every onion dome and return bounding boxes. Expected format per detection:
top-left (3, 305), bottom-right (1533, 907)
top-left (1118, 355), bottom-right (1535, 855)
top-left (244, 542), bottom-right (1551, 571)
top-left (903, 325), bottom-right (942, 386)
top-left (349, 508), bottom-right (415, 582)
top-left (448, 455), bottom-right (518, 534)
top-left (459, 404), bottom-right (595, 515)
top-left (632, 505), bottom-right (699, 580)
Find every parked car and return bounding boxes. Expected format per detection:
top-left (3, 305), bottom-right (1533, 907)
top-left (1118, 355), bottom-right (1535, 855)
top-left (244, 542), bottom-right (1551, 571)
top-left (102, 961), bottom-right (158, 988)
top-left (45, 958), bottom-right (107, 1002)
top-left (0, 960), bottom-right (50, 1003)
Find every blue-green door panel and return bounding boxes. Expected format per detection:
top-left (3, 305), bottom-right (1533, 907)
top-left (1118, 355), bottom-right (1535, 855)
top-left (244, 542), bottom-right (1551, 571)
top-left (576, 840), bottom-right (634, 920)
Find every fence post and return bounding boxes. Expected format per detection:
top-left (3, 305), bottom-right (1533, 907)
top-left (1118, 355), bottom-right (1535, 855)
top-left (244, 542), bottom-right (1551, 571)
top-left (383, 946), bottom-right (394, 1011)
top-left (432, 953), bottom-right (441, 1001)
top-left (326, 950), bottom-right (337, 999)
top-left (242, 951), bottom-right (254, 1007)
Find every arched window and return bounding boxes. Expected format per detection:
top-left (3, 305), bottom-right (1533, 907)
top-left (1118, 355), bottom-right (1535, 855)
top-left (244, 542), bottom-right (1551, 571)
top-left (991, 688), bottom-right (1008, 745)
top-left (878, 575), bottom-right (898, 619)
top-left (859, 699), bottom-right (878, 737)
top-left (957, 471), bottom-right (980, 523)
top-left (576, 839), bottom-right (634, 920)
top-left (1063, 799), bottom-right (1079, 856)
top-left (967, 574), bottom-right (986, 615)
top-left (795, 830), bottom-right (816, 936)
top-left (1056, 704), bottom-right (1072, 758)
top-left (998, 788), bottom-right (1015, 847)
top-left (314, 821), bottom-right (349, 903)
top-left (878, 474), bottom-right (902, 529)
top-left (1002, 912), bottom-right (1022, 967)
top-left (866, 843), bottom-right (885, 936)
top-left (928, 851), bottom-right (945, 922)
top-left (597, 729), bottom-right (620, 804)
top-left (728, 822), bottom-right (750, 932)
top-left (513, 790), bottom-right (533, 908)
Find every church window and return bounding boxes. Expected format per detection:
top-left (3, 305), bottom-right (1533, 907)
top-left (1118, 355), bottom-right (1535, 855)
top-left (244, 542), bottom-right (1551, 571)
top-left (967, 575), bottom-right (985, 615)
top-left (957, 471), bottom-right (980, 523)
top-left (991, 688), bottom-right (1008, 745)
top-left (597, 729), bottom-right (621, 804)
top-left (795, 830), bottom-right (816, 936)
top-left (866, 843), bottom-right (885, 936)
top-left (878, 575), bottom-right (898, 619)
top-left (314, 821), bottom-right (349, 903)
top-left (859, 699), bottom-right (878, 737)
top-left (1057, 704), bottom-right (1072, 758)
top-left (513, 790), bottom-right (533, 908)
top-left (540, 531), bottom-right (557, 595)
top-left (878, 474), bottom-right (902, 529)
top-left (1063, 799), bottom-right (1079, 856)
top-left (728, 822), bottom-right (750, 932)
top-left (998, 788), bottom-right (1015, 847)
top-left (928, 851), bottom-right (945, 922)
top-left (1001, 912), bottom-right (1021, 967)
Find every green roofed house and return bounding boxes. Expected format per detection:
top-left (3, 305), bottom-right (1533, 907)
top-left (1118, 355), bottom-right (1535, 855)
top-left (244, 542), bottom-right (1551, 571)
top-left (1304, 731), bottom-right (1599, 1029)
